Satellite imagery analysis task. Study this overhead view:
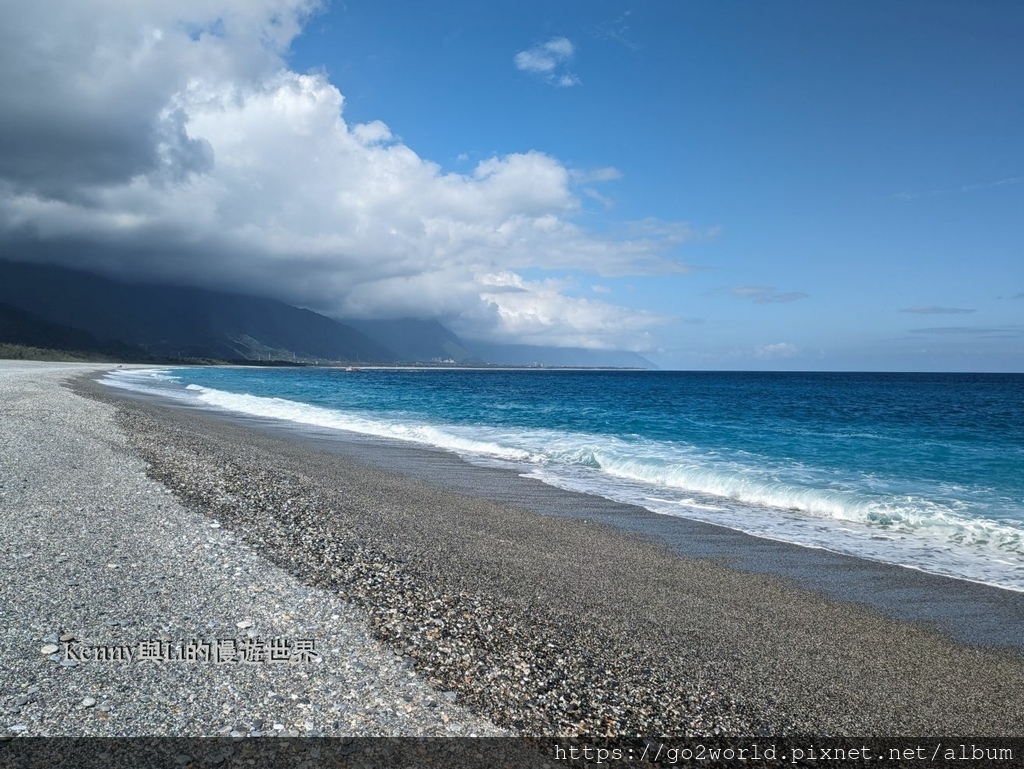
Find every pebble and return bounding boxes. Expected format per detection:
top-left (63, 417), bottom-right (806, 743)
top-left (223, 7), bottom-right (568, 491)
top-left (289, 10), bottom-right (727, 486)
top-left (107, 384), bottom-right (762, 737)
top-left (0, 369), bottom-right (495, 739)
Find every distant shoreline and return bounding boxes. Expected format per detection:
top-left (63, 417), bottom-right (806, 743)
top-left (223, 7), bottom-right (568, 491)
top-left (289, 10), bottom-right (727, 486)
top-left (6, 343), bottom-right (1024, 374)
top-left (0, 343), bottom-right (651, 371)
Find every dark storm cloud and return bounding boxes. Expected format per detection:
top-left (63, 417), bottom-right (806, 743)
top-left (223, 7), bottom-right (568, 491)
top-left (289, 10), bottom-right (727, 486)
top-left (0, 0), bottom-right (685, 350)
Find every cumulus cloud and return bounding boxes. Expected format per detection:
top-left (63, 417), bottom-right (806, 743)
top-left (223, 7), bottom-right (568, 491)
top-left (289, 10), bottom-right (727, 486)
top-left (729, 286), bottom-right (809, 304)
top-left (514, 37), bottom-right (580, 87)
top-left (899, 306), bottom-right (975, 314)
top-left (472, 271), bottom-right (665, 350)
top-left (0, 0), bottom-right (314, 196)
top-left (755, 342), bottom-right (800, 359)
top-left (0, 2), bottom-right (698, 350)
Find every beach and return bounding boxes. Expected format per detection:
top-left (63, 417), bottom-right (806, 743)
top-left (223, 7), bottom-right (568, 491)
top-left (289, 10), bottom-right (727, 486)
top-left (0, 362), bottom-right (503, 741)
top-left (3, 361), bottom-right (1024, 742)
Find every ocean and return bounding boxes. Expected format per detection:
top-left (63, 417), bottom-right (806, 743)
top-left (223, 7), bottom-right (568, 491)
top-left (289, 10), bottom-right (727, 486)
top-left (102, 367), bottom-right (1024, 592)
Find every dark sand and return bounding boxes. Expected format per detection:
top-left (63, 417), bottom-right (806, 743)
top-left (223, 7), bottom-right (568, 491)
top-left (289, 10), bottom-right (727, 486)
top-left (75, 374), bottom-right (1024, 737)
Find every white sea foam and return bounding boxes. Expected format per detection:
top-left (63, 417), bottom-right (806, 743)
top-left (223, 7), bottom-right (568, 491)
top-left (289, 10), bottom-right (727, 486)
top-left (99, 369), bottom-right (1024, 591)
top-left (100, 368), bottom-right (194, 400)
top-left (186, 383), bottom-right (535, 462)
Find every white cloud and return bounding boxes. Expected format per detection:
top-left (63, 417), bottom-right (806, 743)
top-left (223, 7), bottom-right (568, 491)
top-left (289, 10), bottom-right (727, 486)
top-left (909, 326), bottom-right (1023, 338)
top-left (961, 176), bottom-right (1022, 192)
top-left (472, 271), bottom-right (666, 350)
top-left (899, 306), bottom-right (975, 314)
top-left (594, 11), bottom-right (639, 52)
top-left (582, 188), bottom-right (615, 209)
top-left (513, 37), bottom-right (580, 87)
top-left (896, 176), bottom-right (1022, 201)
top-left (755, 342), bottom-right (800, 359)
top-left (729, 286), bottom-right (809, 304)
top-left (588, 167), bottom-right (622, 182)
top-left (572, 167), bottom-right (621, 208)
top-left (352, 120), bottom-right (393, 145)
top-left (0, 2), bottom-right (697, 351)
top-left (570, 167), bottom-right (622, 183)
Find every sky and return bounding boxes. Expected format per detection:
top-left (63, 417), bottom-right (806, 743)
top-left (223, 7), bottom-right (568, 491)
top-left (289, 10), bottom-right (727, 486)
top-left (0, 1), bottom-right (1021, 371)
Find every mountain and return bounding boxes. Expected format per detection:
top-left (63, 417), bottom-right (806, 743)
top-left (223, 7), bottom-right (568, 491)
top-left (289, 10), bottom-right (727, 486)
top-left (0, 302), bottom-right (145, 360)
top-left (467, 341), bottom-right (656, 369)
top-left (342, 318), bottom-right (479, 363)
top-left (0, 261), bottom-right (395, 363)
top-left (0, 260), bottom-right (657, 368)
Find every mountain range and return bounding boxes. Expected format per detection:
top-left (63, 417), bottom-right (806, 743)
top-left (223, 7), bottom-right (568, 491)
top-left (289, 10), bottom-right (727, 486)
top-left (0, 260), bottom-right (654, 368)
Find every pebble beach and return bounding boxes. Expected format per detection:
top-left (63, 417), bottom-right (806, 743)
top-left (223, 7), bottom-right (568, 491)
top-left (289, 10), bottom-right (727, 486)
top-left (3, 362), bottom-right (1024, 745)
top-left (1, 363), bottom-right (503, 740)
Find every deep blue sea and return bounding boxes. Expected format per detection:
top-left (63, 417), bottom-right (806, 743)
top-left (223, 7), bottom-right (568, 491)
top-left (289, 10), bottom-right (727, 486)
top-left (103, 367), bottom-right (1024, 591)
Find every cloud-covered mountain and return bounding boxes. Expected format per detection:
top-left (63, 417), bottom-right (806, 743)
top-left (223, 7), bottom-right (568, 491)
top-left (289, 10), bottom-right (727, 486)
top-left (342, 319), bottom-right (479, 364)
top-left (0, 261), bottom-right (655, 367)
top-left (0, 302), bottom-right (143, 360)
top-left (0, 0), bottom-right (684, 357)
top-left (467, 341), bottom-right (655, 369)
top-left (0, 261), bottom-right (393, 363)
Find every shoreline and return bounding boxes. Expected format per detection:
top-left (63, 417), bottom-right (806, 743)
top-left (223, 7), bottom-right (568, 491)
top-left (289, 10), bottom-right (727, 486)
top-left (103, 365), bottom-right (1024, 604)
top-left (64, 366), bottom-right (1024, 735)
top-left (95, 367), bottom-right (1024, 653)
top-left (4, 361), bottom-right (1023, 741)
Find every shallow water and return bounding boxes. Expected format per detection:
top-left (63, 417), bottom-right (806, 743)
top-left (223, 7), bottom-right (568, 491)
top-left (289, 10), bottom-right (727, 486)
top-left (102, 367), bottom-right (1024, 591)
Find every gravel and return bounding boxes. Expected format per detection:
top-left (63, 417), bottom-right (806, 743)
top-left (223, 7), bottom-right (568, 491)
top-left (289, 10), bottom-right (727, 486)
top-left (0, 362), bottom-right (504, 738)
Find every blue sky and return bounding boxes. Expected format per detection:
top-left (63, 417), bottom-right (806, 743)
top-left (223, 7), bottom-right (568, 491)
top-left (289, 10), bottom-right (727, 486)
top-left (1, 1), bottom-right (1021, 369)
top-left (289, 0), bottom-right (1024, 370)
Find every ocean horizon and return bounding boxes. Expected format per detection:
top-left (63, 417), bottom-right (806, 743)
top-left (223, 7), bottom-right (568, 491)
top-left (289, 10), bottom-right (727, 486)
top-left (103, 366), bottom-right (1024, 593)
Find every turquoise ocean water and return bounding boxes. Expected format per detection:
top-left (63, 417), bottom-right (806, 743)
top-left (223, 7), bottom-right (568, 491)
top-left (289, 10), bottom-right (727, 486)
top-left (103, 367), bottom-right (1024, 591)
